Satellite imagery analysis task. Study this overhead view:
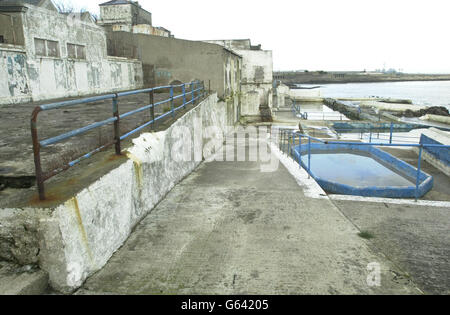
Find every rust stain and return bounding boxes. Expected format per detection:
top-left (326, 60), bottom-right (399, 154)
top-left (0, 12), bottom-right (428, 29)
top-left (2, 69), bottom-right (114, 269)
top-left (68, 197), bottom-right (93, 262)
top-left (30, 191), bottom-right (64, 206)
top-left (126, 152), bottom-right (143, 188)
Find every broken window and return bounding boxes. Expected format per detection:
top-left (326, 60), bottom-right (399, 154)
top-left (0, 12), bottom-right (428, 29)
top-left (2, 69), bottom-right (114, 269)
top-left (34, 38), bottom-right (46, 56)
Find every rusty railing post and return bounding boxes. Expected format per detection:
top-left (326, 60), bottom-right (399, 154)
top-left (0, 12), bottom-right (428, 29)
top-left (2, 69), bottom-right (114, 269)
top-left (31, 107), bottom-right (45, 200)
top-left (150, 89), bottom-right (155, 130)
top-left (113, 94), bottom-right (121, 155)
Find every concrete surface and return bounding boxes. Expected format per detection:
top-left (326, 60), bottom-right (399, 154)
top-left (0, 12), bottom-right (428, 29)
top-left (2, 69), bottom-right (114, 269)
top-left (0, 262), bottom-right (48, 295)
top-left (332, 200), bottom-right (450, 295)
top-left (79, 134), bottom-right (420, 295)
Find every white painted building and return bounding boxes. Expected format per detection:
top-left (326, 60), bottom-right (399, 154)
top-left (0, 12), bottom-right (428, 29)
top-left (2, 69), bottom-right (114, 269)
top-left (204, 39), bottom-right (273, 119)
top-left (0, 0), bottom-right (143, 105)
top-left (98, 0), bottom-right (172, 38)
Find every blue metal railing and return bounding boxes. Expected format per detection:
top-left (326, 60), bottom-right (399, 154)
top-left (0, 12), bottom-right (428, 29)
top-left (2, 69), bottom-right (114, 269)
top-left (31, 80), bottom-right (205, 200)
top-left (278, 128), bottom-right (450, 202)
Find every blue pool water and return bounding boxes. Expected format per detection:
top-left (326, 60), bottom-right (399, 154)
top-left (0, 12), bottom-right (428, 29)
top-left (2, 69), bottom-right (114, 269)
top-left (301, 152), bottom-right (415, 187)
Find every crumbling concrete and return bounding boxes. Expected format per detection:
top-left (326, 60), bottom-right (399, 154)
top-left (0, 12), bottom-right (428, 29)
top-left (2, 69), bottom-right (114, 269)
top-left (0, 262), bottom-right (48, 295)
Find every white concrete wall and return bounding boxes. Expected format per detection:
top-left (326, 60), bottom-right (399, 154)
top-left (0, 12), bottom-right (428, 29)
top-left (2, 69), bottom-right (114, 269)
top-left (413, 128), bottom-right (450, 176)
top-left (1, 94), bottom-right (228, 293)
top-left (275, 84), bottom-right (290, 108)
top-left (290, 88), bottom-right (322, 100)
top-left (203, 40), bottom-right (273, 118)
top-left (238, 49), bottom-right (273, 117)
top-left (0, 46), bottom-right (31, 104)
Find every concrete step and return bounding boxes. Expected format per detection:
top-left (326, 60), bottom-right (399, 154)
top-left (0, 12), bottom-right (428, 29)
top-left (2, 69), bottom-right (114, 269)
top-left (0, 262), bottom-right (48, 295)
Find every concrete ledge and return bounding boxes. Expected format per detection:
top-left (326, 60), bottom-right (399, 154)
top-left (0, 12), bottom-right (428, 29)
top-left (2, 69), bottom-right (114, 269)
top-left (416, 129), bottom-right (450, 176)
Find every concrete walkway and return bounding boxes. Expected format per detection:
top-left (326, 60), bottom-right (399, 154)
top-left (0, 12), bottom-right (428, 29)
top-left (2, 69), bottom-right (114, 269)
top-left (79, 134), bottom-right (420, 295)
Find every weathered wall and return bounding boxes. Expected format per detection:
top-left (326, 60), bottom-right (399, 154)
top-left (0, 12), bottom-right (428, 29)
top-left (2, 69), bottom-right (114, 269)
top-left (99, 3), bottom-right (152, 31)
top-left (205, 40), bottom-right (274, 118)
top-left (239, 49), bottom-right (273, 117)
top-left (0, 94), bottom-right (230, 292)
top-left (290, 88), bottom-right (322, 100)
top-left (416, 128), bottom-right (450, 176)
top-left (274, 83), bottom-right (290, 108)
top-left (107, 32), bottom-right (241, 99)
top-left (0, 4), bottom-right (144, 105)
top-left (0, 11), bottom-right (25, 46)
top-left (0, 46), bottom-right (31, 104)
top-left (132, 24), bottom-right (171, 37)
top-left (99, 4), bottom-right (133, 26)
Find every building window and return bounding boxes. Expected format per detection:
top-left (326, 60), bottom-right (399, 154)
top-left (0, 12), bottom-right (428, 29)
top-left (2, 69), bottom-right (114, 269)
top-left (35, 38), bottom-right (60, 57)
top-left (0, 35), bottom-right (4, 44)
top-left (34, 38), bottom-right (46, 56)
top-left (47, 40), bottom-right (59, 57)
top-left (67, 43), bottom-right (86, 60)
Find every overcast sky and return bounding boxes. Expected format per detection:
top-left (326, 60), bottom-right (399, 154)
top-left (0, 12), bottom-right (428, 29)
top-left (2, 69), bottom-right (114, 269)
top-left (62, 0), bottom-right (450, 73)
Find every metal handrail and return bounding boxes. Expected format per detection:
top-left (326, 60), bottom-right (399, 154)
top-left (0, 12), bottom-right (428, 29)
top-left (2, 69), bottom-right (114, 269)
top-left (31, 80), bottom-right (205, 200)
top-left (278, 128), bottom-right (450, 202)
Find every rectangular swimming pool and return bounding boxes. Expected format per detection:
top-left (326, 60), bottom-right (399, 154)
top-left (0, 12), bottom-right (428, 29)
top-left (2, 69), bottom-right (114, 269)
top-left (301, 151), bottom-right (415, 187)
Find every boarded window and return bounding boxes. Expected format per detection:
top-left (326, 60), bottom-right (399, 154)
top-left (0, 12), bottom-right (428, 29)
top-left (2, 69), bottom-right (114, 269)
top-left (34, 38), bottom-right (46, 56)
top-left (67, 43), bottom-right (77, 58)
top-left (47, 40), bottom-right (59, 57)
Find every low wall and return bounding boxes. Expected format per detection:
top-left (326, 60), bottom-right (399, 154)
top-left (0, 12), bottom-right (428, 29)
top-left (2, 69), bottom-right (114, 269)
top-left (420, 114), bottom-right (450, 125)
top-left (332, 122), bottom-right (423, 132)
top-left (0, 94), bottom-right (228, 293)
top-left (417, 129), bottom-right (450, 176)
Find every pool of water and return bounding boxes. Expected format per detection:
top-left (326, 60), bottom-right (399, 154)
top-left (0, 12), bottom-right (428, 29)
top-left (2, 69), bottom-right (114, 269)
top-left (301, 151), bottom-right (415, 187)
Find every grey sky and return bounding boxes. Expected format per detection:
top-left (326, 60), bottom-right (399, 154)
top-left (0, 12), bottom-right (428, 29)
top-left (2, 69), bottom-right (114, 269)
top-left (63, 0), bottom-right (449, 73)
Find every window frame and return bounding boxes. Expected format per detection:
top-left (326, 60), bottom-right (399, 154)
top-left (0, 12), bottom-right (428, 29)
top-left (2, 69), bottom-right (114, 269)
top-left (67, 42), bottom-right (86, 60)
top-left (34, 38), bottom-right (60, 58)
